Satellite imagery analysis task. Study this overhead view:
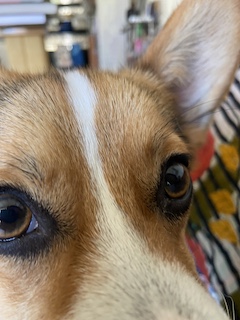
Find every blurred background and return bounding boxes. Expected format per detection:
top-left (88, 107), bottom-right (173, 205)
top-left (0, 0), bottom-right (182, 73)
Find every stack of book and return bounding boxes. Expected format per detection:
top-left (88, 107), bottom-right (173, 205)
top-left (0, 1), bottom-right (57, 73)
top-left (0, 0), bottom-right (57, 27)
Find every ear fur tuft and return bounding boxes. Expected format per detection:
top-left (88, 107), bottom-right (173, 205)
top-left (139, 0), bottom-right (240, 146)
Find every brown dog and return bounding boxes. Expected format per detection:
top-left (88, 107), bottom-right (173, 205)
top-left (0, 0), bottom-right (239, 319)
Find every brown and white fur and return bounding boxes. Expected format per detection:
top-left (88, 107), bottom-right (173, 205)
top-left (0, 0), bottom-right (240, 319)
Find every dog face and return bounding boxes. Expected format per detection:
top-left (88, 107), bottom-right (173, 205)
top-left (0, 0), bottom-right (239, 319)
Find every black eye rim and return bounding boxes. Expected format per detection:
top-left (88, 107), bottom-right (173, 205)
top-left (156, 153), bottom-right (193, 220)
top-left (0, 186), bottom-right (59, 259)
top-left (0, 192), bottom-right (38, 242)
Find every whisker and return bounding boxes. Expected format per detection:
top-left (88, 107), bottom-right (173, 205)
top-left (228, 295), bottom-right (236, 320)
top-left (191, 107), bottom-right (239, 126)
top-left (179, 99), bottom-right (240, 127)
top-left (224, 294), bottom-right (236, 320)
top-left (180, 98), bottom-right (219, 116)
top-left (218, 291), bottom-right (230, 318)
top-left (217, 290), bottom-right (236, 320)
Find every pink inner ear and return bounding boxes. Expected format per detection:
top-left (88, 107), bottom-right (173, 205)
top-left (172, 69), bottom-right (215, 127)
top-left (140, 0), bottom-right (240, 132)
top-left (175, 75), bottom-right (208, 109)
top-left (191, 131), bottom-right (215, 181)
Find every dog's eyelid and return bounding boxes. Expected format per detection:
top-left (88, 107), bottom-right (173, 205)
top-left (0, 185), bottom-right (40, 208)
top-left (163, 153), bottom-right (191, 168)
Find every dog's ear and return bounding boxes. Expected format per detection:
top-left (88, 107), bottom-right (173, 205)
top-left (139, 0), bottom-right (240, 147)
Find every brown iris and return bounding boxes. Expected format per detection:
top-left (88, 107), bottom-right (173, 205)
top-left (0, 194), bottom-right (32, 240)
top-left (164, 163), bottom-right (191, 199)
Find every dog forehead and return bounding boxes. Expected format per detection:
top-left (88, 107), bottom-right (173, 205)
top-left (63, 69), bottom-right (183, 171)
top-left (0, 68), bottom-right (176, 153)
top-left (0, 70), bottom-right (186, 219)
top-left (63, 69), bottom-right (189, 228)
top-left (63, 69), bottom-right (178, 145)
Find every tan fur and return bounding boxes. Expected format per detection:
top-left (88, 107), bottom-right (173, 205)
top-left (89, 71), bottom-right (194, 272)
top-left (140, 0), bottom-right (240, 147)
top-left (0, 0), bottom-right (239, 319)
top-left (0, 71), bottom-right (99, 318)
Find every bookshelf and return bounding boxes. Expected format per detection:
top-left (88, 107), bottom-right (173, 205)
top-left (1, 27), bottom-right (50, 73)
top-left (0, 1), bottom-right (56, 73)
top-left (0, 0), bottom-right (97, 73)
top-left (45, 0), bottom-right (97, 69)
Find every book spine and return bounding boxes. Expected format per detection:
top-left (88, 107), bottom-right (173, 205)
top-left (0, 14), bottom-right (46, 27)
top-left (0, 3), bottom-right (57, 15)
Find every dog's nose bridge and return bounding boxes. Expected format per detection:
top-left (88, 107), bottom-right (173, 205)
top-left (69, 248), bottom-right (229, 320)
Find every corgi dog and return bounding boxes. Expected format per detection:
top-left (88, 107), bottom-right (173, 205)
top-left (0, 0), bottom-right (239, 319)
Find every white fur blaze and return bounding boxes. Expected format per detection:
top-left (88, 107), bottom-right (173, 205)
top-left (64, 71), bottom-right (229, 320)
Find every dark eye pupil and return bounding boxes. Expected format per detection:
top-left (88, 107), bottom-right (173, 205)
top-left (1, 206), bottom-right (22, 224)
top-left (166, 165), bottom-right (185, 192)
top-left (0, 195), bottom-right (32, 240)
top-left (165, 164), bottom-right (190, 199)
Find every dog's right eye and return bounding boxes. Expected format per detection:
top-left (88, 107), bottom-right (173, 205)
top-left (0, 187), bottom-right (58, 258)
top-left (157, 154), bottom-right (193, 219)
top-left (164, 163), bottom-right (190, 199)
top-left (0, 194), bottom-right (38, 241)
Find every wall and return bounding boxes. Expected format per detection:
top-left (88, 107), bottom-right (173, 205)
top-left (160, 0), bottom-right (182, 25)
top-left (95, 0), bottom-right (182, 71)
top-left (96, 0), bottom-right (129, 70)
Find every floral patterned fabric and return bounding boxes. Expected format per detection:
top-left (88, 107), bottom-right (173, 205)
top-left (188, 69), bottom-right (240, 319)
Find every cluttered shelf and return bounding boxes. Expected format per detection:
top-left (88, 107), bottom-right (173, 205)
top-left (0, 0), bottom-right (97, 73)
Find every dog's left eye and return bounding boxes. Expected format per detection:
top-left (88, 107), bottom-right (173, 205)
top-left (157, 154), bottom-right (193, 219)
top-left (0, 194), bottom-right (38, 241)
